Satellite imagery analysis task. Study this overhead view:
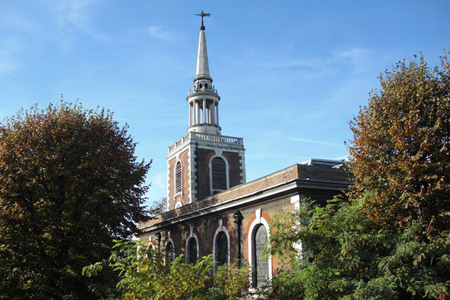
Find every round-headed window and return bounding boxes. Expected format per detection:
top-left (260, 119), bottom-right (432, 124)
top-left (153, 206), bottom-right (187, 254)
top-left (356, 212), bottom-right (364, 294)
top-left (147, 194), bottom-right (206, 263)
top-left (211, 157), bottom-right (227, 191)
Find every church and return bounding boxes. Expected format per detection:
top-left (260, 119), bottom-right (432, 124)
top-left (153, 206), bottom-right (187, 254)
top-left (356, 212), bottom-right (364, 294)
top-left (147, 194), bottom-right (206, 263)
top-left (137, 15), bottom-right (351, 288)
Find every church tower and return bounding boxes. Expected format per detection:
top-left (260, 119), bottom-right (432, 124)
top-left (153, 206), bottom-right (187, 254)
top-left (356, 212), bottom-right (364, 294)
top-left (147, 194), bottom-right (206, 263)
top-left (166, 13), bottom-right (246, 210)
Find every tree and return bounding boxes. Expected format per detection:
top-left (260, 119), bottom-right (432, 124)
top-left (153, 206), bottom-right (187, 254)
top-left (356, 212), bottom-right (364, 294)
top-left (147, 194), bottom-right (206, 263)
top-left (149, 197), bottom-right (168, 215)
top-left (0, 102), bottom-right (151, 299)
top-left (268, 53), bottom-right (450, 299)
top-left (346, 52), bottom-right (450, 299)
top-left (348, 53), bottom-right (450, 233)
top-left (270, 199), bottom-right (450, 300)
top-left (269, 199), bottom-right (396, 300)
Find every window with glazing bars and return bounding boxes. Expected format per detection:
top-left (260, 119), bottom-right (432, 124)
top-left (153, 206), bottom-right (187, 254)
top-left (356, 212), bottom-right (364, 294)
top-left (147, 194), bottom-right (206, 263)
top-left (175, 161), bottom-right (182, 194)
top-left (212, 157), bottom-right (227, 190)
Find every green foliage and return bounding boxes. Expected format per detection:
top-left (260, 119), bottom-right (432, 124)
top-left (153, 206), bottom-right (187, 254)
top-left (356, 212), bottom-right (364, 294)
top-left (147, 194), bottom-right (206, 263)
top-left (84, 240), bottom-right (250, 300)
top-left (112, 239), bottom-right (213, 299)
top-left (215, 262), bottom-right (249, 299)
top-left (269, 200), bottom-right (450, 299)
top-left (0, 102), bottom-right (151, 299)
top-left (268, 53), bottom-right (450, 300)
top-left (269, 269), bottom-right (305, 299)
top-left (269, 199), bottom-right (388, 299)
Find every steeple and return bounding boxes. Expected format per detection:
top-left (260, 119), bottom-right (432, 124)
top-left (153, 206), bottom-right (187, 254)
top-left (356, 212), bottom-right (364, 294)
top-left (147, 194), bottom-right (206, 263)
top-left (187, 12), bottom-right (221, 135)
top-left (195, 27), bottom-right (211, 81)
top-left (166, 13), bottom-right (246, 209)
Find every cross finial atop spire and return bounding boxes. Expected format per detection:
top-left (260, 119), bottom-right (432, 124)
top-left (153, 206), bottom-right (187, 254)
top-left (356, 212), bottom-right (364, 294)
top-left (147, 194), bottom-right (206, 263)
top-left (194, 10), bottom-right (210, 30)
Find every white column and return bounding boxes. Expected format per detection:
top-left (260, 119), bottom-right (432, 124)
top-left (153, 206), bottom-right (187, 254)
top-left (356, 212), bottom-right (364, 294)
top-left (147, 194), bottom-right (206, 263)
top-left (209, 102), bottom-right (212, 124)
top-left (189, 102), bottom-right (192, 126)
top-left (195, 101), bottom-right (199, 125)
top-left (211, 101), bottom-right (215, 124)
top-left (216, 103), bottom-right (219, 126)
top-left (202, 98), bottom-right (206, 124)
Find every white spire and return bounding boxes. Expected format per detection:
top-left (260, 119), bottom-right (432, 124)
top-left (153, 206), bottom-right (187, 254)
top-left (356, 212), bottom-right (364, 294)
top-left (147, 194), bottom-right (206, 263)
top-left (186, 15), bottom-right (221, 136)
top-left (195, 29), bottom-right (211, 81)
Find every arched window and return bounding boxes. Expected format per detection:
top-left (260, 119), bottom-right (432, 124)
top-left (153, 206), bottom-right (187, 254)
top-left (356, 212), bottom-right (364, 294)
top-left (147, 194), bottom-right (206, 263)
top-left (213, 220), bottom-right (231, 275)
top-left (165, 240), bottom-right (175, 262)
top-left (252, 225), bottom-right (269, 288)
top-left (215, 231), bottom-right (228, 267)
top-left (187, 238), bottom-right (197, 263)
top-left (175, 161), bottom-right (182, 194)
top-left (146, 238), bottom-right (156, 259)
top-left (211, 157), bottom-right (227, 193)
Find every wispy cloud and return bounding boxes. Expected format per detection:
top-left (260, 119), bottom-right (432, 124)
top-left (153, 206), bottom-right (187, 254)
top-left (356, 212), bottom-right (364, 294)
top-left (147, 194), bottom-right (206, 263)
top-left (0, 58), bottom-right (20, 74)
top-left (289, 137), bottom-right (342, 147)
top-left (150, 171), bottom-right (166, 190)
top-left (40, 0), bottom-right (105, 40)
top-left (0, 3), bottom-right (42, 74)
top-left (0, 6), bottom-right (42, 36)
top-left (147, 26), bottom-right (177, 42)
top-left (0, 38), bottom-right (22, 74)
top-left (259, 58), bottom-right (320, 69)
top-left (332, 47), bottom-right (376, 73)
top-left (253, 47), bottom-right (376, 78)
top-left (334, 47), bottom-right (370, 59)
top-left (146, 171), bottom-right (167, 203)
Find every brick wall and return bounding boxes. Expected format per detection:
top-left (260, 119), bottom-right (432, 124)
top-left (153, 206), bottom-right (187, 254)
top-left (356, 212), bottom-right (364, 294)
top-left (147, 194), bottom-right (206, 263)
top-left (196, 148), bottom-right (244, 201)
top-left (167, 148), bottom-right (190, 210)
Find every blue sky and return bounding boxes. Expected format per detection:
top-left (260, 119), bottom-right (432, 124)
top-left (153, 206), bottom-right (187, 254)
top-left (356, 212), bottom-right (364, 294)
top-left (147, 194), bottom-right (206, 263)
top-left (1, 0), bottom-right (449, 207)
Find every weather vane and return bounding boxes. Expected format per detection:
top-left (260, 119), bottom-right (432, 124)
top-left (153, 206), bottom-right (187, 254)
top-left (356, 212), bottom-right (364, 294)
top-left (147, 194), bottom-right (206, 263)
top-left (195, 10), bottom-right (210, 30)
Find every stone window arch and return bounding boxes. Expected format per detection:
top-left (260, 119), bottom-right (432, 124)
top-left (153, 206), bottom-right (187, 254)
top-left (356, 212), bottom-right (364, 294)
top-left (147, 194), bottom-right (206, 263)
top-left (145, 237), bottom-right (156, 258)
top-left (212, 219), bottom-right (230, 274)
top-left (247, 209), bottom-right (272, 288)
top-left (186, 226), bottom-right (199, 263)
top-left (252, 225), bottom-right (269, 287)
top-left (165, 239), bottom-right (175, 262)
top-left (174, 200), bottom-right (183, 209)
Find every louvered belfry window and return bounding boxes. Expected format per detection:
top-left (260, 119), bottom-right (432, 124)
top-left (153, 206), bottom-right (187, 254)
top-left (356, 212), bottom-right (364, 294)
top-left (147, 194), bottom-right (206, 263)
top-left (212, 157), bottom-right (227, 191)
top-left (175, 161), bottom-right (182, 194)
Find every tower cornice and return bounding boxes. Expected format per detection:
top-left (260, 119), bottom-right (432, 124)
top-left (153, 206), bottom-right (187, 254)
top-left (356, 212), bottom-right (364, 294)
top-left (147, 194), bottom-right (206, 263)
top-left (186, 91), bottom-right (221, 101)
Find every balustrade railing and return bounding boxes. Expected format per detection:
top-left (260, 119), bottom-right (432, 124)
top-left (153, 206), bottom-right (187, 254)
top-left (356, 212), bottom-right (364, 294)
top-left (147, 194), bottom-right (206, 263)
top-left (192, 132), bottom-right (243, 144)
top-left (168, 132), bottom-right (243, 155)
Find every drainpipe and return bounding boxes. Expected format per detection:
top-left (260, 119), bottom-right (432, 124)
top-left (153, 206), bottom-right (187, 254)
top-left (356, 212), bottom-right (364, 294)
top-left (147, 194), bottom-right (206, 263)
top-left (233, 211), bottom-right (244, 268)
